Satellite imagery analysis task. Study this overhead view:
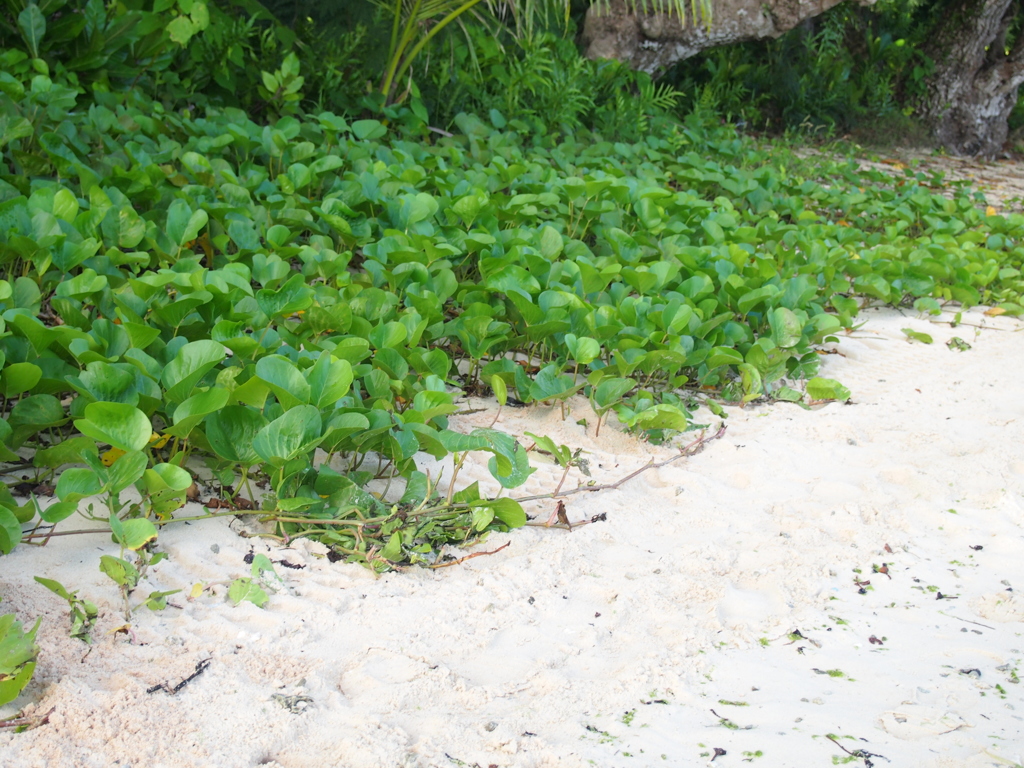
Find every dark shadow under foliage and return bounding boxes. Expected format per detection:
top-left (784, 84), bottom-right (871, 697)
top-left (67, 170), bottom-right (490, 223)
top-left (665, 0), bottom-right (938, 138)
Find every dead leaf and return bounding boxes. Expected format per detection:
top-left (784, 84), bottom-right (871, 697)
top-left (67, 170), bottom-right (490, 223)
top-left (555, 500), bottom-right (571, 531)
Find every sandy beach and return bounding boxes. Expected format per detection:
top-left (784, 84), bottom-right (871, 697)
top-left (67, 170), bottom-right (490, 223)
top-left (1, 305), bottom-right (1022, 768)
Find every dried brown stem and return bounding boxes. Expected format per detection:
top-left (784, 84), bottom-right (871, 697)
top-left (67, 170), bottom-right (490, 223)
top-left (513, 423), bottom-right (727, 504)
top-left (0, 706), bottom-right (55, 730)
top-left (427, 541), bottom-right (511, 569)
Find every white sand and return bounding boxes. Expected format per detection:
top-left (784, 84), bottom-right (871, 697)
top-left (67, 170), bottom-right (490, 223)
top-left (1, 307), bottom-right (1022, 768)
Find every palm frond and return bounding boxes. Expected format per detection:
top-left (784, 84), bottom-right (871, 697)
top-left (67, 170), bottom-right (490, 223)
top-left (592, 0), bottom-right (712, 27)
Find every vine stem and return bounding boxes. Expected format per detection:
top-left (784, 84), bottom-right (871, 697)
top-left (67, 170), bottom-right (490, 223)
top-left (445, 452), bottom-right (466, 506)
top-left (21, 425), bottom-right (727, 547)
top-left (512, 423), bottom-right (727, 504)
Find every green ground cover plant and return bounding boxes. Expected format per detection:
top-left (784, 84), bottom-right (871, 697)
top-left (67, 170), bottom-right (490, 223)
top-left (2, 55), bottom-right (1024, 583)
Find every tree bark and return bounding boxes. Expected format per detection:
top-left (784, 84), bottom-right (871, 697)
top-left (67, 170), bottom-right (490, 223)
top-left (581, 0), bottom-right (875, 75)
top-left (921, 0), bottom-right (1024, 157)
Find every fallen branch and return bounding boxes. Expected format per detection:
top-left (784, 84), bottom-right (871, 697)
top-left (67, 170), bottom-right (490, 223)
top-left (939, 611), bottom-right (995, 630)
top-left (21, 527), bottom-right (113, 541)
top-left (0, 706), bottom-right (55, 731)
top-left (928, 319), bottom-right (1014, 331)
top-left (826, 734), bottom-right (888, 766)
top-left (525, 512), bottom-right (607, 530)
top-left (428, 541), bottom-right (511, 569)
top-left (514, 423), bottom-right (727, 504)
top-left (147, 658), bottom-right (212, 695)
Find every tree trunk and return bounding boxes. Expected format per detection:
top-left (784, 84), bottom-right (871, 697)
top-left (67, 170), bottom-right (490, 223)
top-left (921, 0), bottom-right (1024, 157)
top-left (581, 0), bottom-right (875, 75)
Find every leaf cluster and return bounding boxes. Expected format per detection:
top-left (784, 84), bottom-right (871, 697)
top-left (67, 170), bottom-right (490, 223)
top-left (0, 605), bottom-right (38, 707)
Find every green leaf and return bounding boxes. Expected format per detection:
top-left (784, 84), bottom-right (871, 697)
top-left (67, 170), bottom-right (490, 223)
top-left (308, 351), bottom-right (352, 408)
top-left (591, 377), bottom-right (635, 412)
top-left (0, 115), bottom-right (32, 149)
top-left (255, 355), bottom-right (310, 410)
top-left (142, 463), bottom-right (193, 492)
top-left (368, 321), bottom-right (407, 349)
top-left (568, 336), bottom-right (600, 366)
top-left (99, 554), bottom-right (139, 587)
top-left (770, 307), bottom-right (803, 349)
top-left (166, 14), bottom-right (197, 46)
top-left (470, 504), bottom-right (494, 531)
top-left (805, 378), bottom-right (852, 402)
top-left (33, 576), bottom-right (72, 601)
top-left (17, 5), bottom-right (46, 59)
top-left (105, 450), bottom-right (148, 494)
top-left (320, 412), bottom-right (371, 452)
top-left (351, 120), bottom-right (386, 140)
top-left (55, 467), bottom-right (103, 504)
top-left (701, 219), bottom-right (725, 243)
top-left (255, 274), bottom-right (314, 319)
top-left (490, 375), bottom-right (507, 407)
top-left (538, 225), bottom-right (563, 259)
top-left (0, 659), bottom-right (35, 706)
top-left (524, 431), bottom-right (570, 467)
top-left (738, 286), bottom-right (780, 314)
top-left (165, 386), bottom-right (230, 438)
top-left (37, 500), bottom-right (77, 524)
top-left (102, 207), bottom-right (146, 249)
top-left (484, 433), bottom-right (535, 489)
top-left (0, 363), bottom-right (40, 399)
top-left (250, 553), bottom-right (277, 578)
top-left (75, 403), bottom-right (151, 452)
top-left (228, 577), bottom-right (268, 607)
top-left (628, 403), bottom-right (689, 433)
top-left (380, 531), bottom-right (402, 561)
top-left (9, 394), bottom-right (68, 447)
top-left (452, 195), bottom-right (483, 226)
top-left (0, 613), bottom-right (38, 704)
top-left (0, 506), bottom-right (20, 555)
top-left (162, 340), bottom-right (226, 403)
top-left (253, 405), bottom-right (323, 465)
top-left (206, 406), bottom-right (267, 465)
top-left (484, 497), bottom-right (526, 528)
top-left (774, 386), bottom-right (804, 402)
top-left (705, 346), bottom-right (744, 373)
top-left (116, 518), bottom-right (158, 551)
top-left (166, 199), bottom-right (209, 246)
top-left (437, 430), bottom-right (491, 454)
top-left (140, 463), bottom-right (193, 517)
top-left (139, 589), bottom-right (181, 611)
top-left (901, 328), bottom-right (933, 344)
top-left (66, 362), bottom-right (138, 405)
top-left (530, 364), bottom-right (583, 402)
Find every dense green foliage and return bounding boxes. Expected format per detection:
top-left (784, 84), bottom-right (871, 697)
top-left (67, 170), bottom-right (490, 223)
top-left (3, 44), bottom-right (1024, 573)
